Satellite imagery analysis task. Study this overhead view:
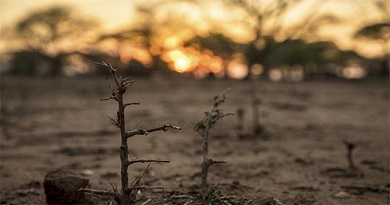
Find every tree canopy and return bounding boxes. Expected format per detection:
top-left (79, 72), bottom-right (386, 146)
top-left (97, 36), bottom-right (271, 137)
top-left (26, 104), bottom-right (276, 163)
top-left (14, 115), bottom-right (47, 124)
top-left (10, 5), bottom-right (98, 75)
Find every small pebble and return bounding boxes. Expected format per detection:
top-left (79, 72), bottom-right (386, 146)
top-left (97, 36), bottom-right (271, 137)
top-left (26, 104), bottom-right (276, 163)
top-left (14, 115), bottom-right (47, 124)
top-left (333, 191), bottom-right (350, 198)
top-left (80, 169), bottom-right (94, 176)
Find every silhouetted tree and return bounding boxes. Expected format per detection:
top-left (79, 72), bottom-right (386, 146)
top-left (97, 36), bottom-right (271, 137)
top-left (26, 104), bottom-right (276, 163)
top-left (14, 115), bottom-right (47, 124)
top-left (265, 40), bottom-right (323, 67)
top-left (184, 33), bottom-right (240, 77)
top-left (185, 33), bottom-right (238, 58)
top-left (355, 22), bottom-right (390, 75)
top-left (8, 51), bottom-right (49, 76)
top-left (11, 5), bottom-right (98, 76)
top-left (222, 0), bottom-right (342, 78)
top-left (353, 0), bottom-right (389, 75)
top-left (96, 2), bottom-right (205, 74)
top-left (355, 23), bottom-right (390, 43)
top-left (264, 40), bottom-right (363, 77)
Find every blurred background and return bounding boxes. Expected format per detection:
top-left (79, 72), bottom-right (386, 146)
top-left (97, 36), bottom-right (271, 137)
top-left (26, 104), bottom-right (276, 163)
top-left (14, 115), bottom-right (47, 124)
top-left (0, 0), bottom-right (389, 81)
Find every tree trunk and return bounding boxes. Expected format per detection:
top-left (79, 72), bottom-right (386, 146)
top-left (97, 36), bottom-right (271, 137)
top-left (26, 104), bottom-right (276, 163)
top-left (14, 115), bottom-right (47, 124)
top-left (48, 56), bottom-right (63, 76)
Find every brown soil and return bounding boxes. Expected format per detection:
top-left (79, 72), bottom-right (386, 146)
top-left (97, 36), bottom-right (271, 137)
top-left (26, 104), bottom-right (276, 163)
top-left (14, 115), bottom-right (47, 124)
top-left (1, 76), bottom-right (389, 205)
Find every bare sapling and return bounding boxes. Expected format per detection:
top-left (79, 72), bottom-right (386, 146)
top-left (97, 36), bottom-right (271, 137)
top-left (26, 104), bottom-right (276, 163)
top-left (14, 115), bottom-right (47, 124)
top-left (194, 88), bottom-right (233, 199)
top-left (235, 106), bottom-right (245, 133)
top-left (343, 140), bottom-right (357, 170)
top-left (79, 61), bottom-right (180, 205)
top-left (250, 79), bottom-right (264, 136)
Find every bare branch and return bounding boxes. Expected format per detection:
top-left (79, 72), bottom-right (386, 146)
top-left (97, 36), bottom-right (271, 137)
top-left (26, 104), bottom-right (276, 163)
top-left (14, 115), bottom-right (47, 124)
top-left (106, 61), bottom-right (117, 72)
top-left (126, 128), bottom-right (148, 137)
top-left (107, 115), bottom-right (119, 127)
top-left (142, 198), bottom-right (152, 205)
top-left (127, 159), bottom-right (170, 166)
top-left (105, 76), bottom-right (115, 91)
top-left (94, 61), bottom-right (118, 76)
top-left (147, 124), bottom-right (181, 133)
top-left (92, 61), bottom-right (109, 67)
top-left (108, 182), bottom-right (118, 192)
top-left (126, 124), bottom-right (181, 138)
top-left (101, 96), bottom-right (117, 101)
top-left (123, 82), bottom-right (135, 90)
top-left (124, 102), bottom-right (141, 107)
top-left (124, 80), bottom-right (136, 85)
top-left (209, 159), bottom-right (227, 166)
top-left (130, 163), bottom-right (151, 188)
top-left (78, 188), bottom-right (120, 198)
top-left (126, 186), bottom-right (164, 190)
top-left (113, 72), bottom-right (120, 86)
top-left (203, 159), bottom-right (227, 171)
top-left (213, 88), bottom-right (231, 107)
top-left (122, 76), bottom-right (132, 82)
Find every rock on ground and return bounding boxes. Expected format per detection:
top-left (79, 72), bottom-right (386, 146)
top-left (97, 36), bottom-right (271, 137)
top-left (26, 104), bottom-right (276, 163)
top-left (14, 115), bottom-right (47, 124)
top-left (43, 169), bottom-right (89, 204)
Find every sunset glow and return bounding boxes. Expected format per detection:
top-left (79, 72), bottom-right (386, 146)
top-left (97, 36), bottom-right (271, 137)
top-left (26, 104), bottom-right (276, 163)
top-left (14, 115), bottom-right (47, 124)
top-left (269, 69), bottom-right (283, 82)
top-left (227, 61), bottom-right (248, 79)
top-left (0, 0), bottom-right (388, 79)
top-left (164, 49), bottom-right (194, 73)
top-left (118, 44), bottom-right (153, 66)
top-left (251, 64), bottom-right (264, 76)
top-left (162, 46), bottom-right (229, 78)
top-left (174, 57), bottom-right (190, 73)
top-left (64, 54), bottom-right (90, 76)
top-left (0, 0), bottom-right (387, 59)
top-left (341, 64), bottom-right (367, 79)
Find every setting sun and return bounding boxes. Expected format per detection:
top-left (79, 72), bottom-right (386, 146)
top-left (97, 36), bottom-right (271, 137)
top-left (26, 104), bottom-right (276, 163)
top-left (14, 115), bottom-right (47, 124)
top-left (174, 57), bottom-right (190, 73)
top-left (163, 49), bottom-right (194, 73)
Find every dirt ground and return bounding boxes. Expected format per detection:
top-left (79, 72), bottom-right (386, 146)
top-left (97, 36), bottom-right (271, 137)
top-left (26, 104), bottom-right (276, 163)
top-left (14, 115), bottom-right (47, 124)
top-left (0, 75), bottom-right (389, 205)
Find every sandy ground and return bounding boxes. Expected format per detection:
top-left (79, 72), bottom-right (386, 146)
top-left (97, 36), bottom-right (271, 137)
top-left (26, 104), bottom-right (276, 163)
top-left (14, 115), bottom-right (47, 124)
top-left (0, 75), bottom-right (389, 205)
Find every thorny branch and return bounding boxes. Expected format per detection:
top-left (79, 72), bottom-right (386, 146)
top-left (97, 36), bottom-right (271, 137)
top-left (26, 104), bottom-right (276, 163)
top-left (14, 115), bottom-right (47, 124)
top-left (126, 124), bottom-right (181, 138)
top-left (78, 188), bottom-right (121, 198)
top-left (101, 96), bottom-right (118, 101)
top-left (106, 76), bottom-right (115, 90)
top-left (126, 186), bottom-right (164, 191)
top-left (124, 102), bottom-right (140, 107)
top-left (194, 89), bottom-right (233, 136)
top-left (127, 159), bottom-right (170, 166)
top-left (207, 159), bottom-right (227, 166)
top-left (107, 115), bottom-right (120, 127)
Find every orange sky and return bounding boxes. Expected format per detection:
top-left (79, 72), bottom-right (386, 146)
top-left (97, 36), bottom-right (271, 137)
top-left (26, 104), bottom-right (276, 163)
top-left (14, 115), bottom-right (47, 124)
top-left (0, 0), bottom-right (388, 58)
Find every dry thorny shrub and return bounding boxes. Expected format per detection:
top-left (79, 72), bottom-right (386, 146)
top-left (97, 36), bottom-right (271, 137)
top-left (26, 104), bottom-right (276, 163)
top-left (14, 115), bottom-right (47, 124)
top-left (79, 61), bottom-right (180, 205)
top-left (193, 89), bottom-right (234, 200)
top-left (77, 63), bottom-right (275, 204)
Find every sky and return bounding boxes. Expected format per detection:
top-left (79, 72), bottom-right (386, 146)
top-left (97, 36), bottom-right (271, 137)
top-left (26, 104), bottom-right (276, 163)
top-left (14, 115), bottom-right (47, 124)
top-left (0, 0), bottom-right (388, 58)
top-left (0, 0), bottom-right (136, 31)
